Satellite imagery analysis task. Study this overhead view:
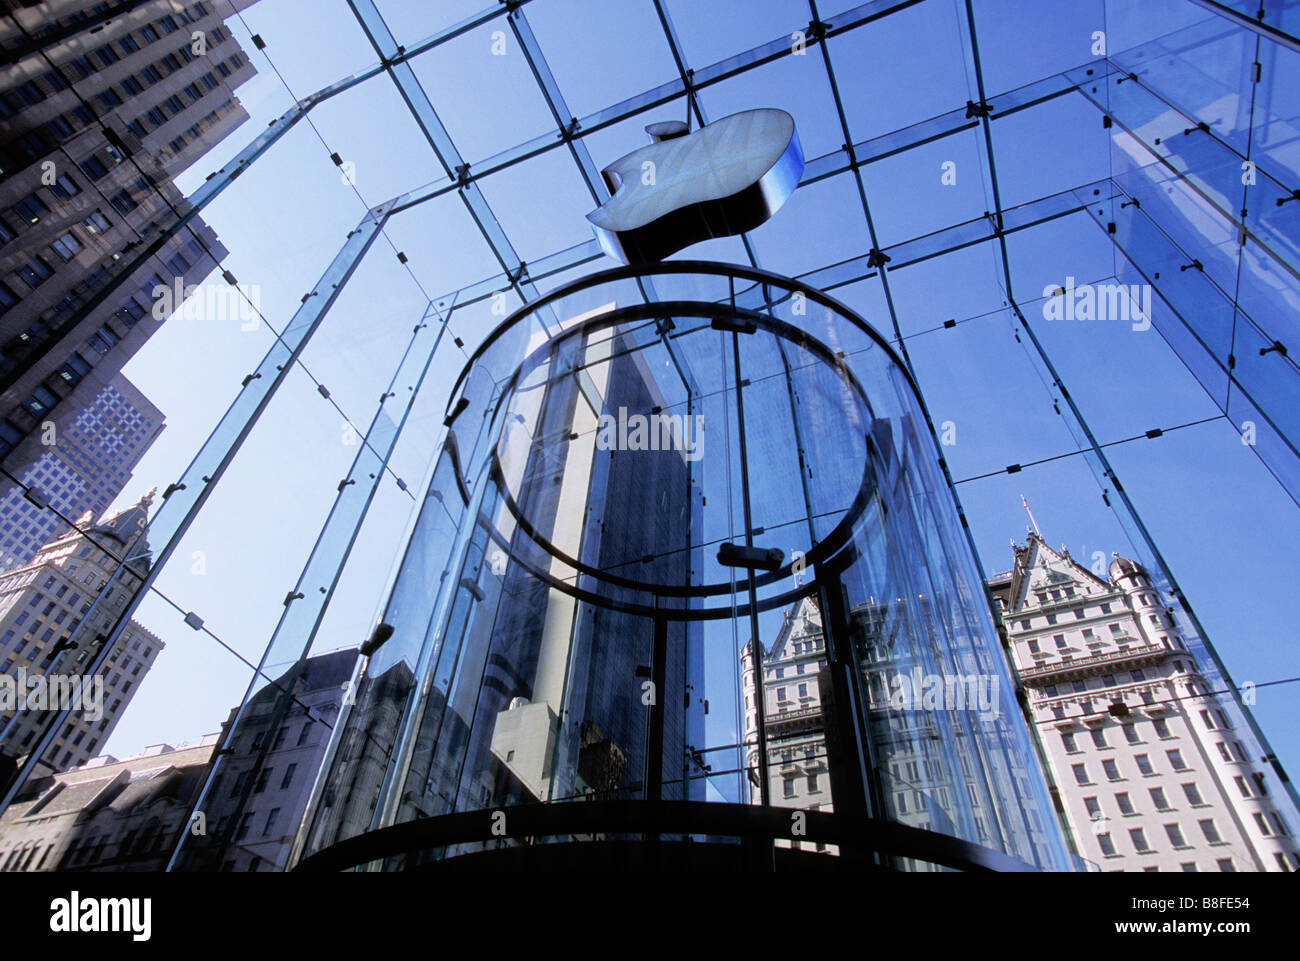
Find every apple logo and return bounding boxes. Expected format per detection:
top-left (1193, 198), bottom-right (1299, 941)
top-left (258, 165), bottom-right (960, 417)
top-left (586, 108), bottom-right (804, 265)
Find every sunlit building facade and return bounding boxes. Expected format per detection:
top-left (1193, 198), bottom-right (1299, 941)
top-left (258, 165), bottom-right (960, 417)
top-left (0, 490), bottom-right (162, 781)
top-left (992, 534), bottom-right (1300, 872)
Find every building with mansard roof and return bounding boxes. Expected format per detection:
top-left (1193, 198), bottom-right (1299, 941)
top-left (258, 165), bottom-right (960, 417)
top-left (989, 533), bottom-right (1298, 872)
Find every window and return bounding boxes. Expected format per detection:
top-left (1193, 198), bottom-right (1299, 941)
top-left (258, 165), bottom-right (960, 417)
top-left (1097, 833), bottom-right (1116, 856)
top-left (18, 257), bottom-right (54, 288)
top-left (1199, 819), bottom-right (1222, 844)
top-left (1027, 639), bottom-right (1039, 653)
top-left (1152, 718), bottom-right (1170, 738)
top-left (1053, 634), bottom-right (1066, 649)
top-left (1062, 732), bottom-right (1077, 753)
top-left (50, 232), bottom-right (82, 261)
top-left (1200, 709), bottom-right (1217, 730)
top-left (1253, 812), bottom-right (1272, 836)
top-left (1115, 792), bottom-right (1134, 815)
top-left (296, 721), bottom-right (313, 746)
top-left (1090, 728), bottom-right (1107, 749)
top-left (1234, 775), bottom-right (1252, 799)
top-left (13, 192), bottom-right (49, 224)
top-left (776, 687), bottom-right (786, 701)
top-left (1083, 797), bottom-right (1100, 818)
top-left (82, 210), bottom-right (111, 234)
top-left (1135, 754), bottom-right (1153, 776)
top-left (109, 189), bottom-right (137, 214)
top-left (1128, 828), bottom-right (1150, 852)
top-left (48, 173), bottom-right (80, 198)
top-left (1165, 823), bottom-right (1186, 847)
top-left (1072, 763), bottom-right (1089, 785)
top-left (1150, 787), bottom-right (1169, 810)
top-left (1103, 759), bottom-right (1120, 781)
top-left (1123, 725), bottom-right (1140, 745)
top-left (1217, 858), bottom-right (1235, 873)
top-left (782, 776), bottom-right (795, 798)
top-left (797, 682), bottom-right (808, 698)
top-left (1167, 749), bottom-right (1187, 771)
top-left (262, 808), bottom-right (280, 836)
top-left (806, 772), bottom-right (818, 792)
top-left (279, 763), bottom-right (297, 790)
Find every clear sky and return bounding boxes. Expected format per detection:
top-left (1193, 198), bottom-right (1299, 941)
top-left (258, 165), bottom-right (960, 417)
top-left (98, 0), bottom-right (1300, 799)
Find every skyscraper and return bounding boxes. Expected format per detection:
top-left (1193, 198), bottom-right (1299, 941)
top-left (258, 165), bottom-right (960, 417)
top-left (0, 0), bottom-right (257, 475)
top-left (991, 534), bottom-right (1299, 872)
top-left (0, 371), bottom-right (162, 572)
top-left (0, 489), bottom-right (163, 782)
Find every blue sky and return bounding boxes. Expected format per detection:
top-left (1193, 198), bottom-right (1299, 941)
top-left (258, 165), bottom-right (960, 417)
top-left (96, 0), bottom-right (1300, 800)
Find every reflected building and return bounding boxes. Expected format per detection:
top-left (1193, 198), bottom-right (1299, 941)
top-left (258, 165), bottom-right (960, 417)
top-left (741, 597), bottom-right (831, 825)
top-left (172, 647), bottom-right (354, 872)
top-left (992, 534), bottom-right (1300, 872)
top-left (288, 264), bottom-right (1074, 872)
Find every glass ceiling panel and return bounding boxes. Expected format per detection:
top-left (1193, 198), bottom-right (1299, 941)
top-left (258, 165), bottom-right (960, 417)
top-left (383, 192), bottom-right (510, 298)
top-left (662, 0), bottom-right (810, 67)
top-left (692, 43), bottom-right (845, 160)
top-left (473, 147), bottom-right (603, 263)
top-left (990, 93), bottom-right (1113, 209)
top-left (968, 0), bottom-right (1106, 94)
top-left (857, 127), bottom-right (993, 246)
top-left (525, 0), bottom-right (682, 119)
top-left (300, 77), bottom-right (452, 205)
top-left (748, 172), bottom-right (871, 276)
top-left (827, 0), bottom-right (975, 144)
top-left (405, 17), bottom-right (563, 164)
top-left (372, 0), bottom-right (501, 44)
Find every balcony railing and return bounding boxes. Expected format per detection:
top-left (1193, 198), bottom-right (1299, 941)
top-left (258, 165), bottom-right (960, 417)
top-left (1019, 642), bottom-right (1169, 681)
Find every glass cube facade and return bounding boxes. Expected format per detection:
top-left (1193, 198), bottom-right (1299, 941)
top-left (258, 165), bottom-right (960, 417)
top-left (0, 0), bottom-right (1296, 874)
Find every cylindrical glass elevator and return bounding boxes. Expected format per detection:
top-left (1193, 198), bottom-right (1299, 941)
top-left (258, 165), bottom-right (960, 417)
top-left (293, 263), bottom-right (1074, 871)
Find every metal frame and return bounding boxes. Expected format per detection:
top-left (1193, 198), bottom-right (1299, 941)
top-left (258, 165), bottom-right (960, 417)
top-left (2, 0), bottom-right (1297, 847)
